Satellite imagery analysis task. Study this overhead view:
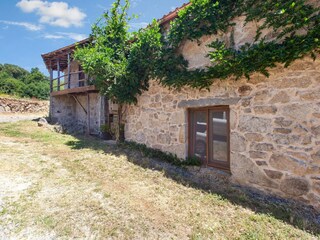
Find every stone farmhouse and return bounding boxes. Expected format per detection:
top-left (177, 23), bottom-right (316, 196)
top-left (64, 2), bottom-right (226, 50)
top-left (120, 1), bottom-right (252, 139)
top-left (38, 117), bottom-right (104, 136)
top-left (42, 3), bottom-right (320, 211)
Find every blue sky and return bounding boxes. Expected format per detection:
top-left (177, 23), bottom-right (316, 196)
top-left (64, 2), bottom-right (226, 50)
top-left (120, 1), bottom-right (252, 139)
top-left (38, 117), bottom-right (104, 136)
top-left (0, 0), bottom-right (188, 75)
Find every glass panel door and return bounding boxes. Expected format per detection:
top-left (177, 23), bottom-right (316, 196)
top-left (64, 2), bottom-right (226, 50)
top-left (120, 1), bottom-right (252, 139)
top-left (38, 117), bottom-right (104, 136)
top-left (190, 110), bottom-right (207, 161)
top-left (208, 109), bottom-right (229, 169)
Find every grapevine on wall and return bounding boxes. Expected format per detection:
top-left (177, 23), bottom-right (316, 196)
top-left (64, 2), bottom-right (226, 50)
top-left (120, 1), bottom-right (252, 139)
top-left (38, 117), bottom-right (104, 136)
top-left (75, 0), bottom-right (320, 104)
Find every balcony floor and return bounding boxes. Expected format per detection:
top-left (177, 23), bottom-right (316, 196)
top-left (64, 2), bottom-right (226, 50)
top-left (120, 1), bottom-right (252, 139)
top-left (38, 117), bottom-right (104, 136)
top-left (50, 85), bottom-right (98, 97)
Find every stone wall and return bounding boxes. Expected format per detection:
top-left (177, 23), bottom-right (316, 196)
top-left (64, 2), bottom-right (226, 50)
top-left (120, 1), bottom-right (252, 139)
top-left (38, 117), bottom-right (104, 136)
top-left (50, 93), bottom-right (105, 134)
top-left (124, 14), bottom-right (320, 210)
top-left (0, 97), bottom-right (49, 113)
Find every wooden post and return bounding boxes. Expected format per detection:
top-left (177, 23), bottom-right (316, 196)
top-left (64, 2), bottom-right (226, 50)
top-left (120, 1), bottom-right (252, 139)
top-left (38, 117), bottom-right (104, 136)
top-left (86, 93), bottom-right (90, 135)
top-left (67, 53), bottom-right (71, 89)
top-left (57, 58), bottom-right (60, 91)
top-left (49, 64), bottom-right (53, 120)
top-left (49, 67), bottom-right (53, 93)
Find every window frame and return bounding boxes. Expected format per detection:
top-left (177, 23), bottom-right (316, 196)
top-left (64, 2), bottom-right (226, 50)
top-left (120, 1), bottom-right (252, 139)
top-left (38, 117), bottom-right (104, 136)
top-left (188, 105), bottom-right (230, 171)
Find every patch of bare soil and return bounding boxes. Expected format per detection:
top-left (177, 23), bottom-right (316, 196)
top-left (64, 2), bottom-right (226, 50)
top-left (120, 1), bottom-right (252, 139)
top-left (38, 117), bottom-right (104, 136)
top-left (0, 113), bottom-right (47, 123)
top-left (0, 121), bottom-right (319, 239)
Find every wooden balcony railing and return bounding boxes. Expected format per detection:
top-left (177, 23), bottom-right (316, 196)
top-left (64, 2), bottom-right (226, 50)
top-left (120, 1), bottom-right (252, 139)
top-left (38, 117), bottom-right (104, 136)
top-left (50, 71), bottom-right (92, 92)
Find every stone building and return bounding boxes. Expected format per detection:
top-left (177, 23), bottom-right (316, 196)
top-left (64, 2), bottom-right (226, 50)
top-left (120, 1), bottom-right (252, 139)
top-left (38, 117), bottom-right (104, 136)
top-left (42, 40), bottom-right (118, 135)
top-left (42, 3), bottom-right (320, 211)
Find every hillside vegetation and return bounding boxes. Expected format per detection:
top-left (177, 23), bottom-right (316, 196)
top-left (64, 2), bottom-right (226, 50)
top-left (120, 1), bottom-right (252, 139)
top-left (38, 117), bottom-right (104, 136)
top-left (0, 64), bottom-right (50, 100)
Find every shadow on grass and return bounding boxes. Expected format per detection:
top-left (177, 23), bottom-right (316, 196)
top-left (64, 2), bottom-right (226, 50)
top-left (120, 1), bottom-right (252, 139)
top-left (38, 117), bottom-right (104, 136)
top-left (65, 135), bottom-right (320, 235)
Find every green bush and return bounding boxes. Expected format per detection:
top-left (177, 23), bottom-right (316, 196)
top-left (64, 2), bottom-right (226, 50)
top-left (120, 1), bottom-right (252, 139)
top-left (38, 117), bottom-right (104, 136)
top-left (0, 77), bottom-right (26, 96)
top-left (0, 64), bottom-right (50, 99)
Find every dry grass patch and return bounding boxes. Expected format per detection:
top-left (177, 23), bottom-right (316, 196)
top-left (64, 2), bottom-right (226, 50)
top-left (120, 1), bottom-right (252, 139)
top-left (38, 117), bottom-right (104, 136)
top-left (0, 121), bottom-right (319, 239)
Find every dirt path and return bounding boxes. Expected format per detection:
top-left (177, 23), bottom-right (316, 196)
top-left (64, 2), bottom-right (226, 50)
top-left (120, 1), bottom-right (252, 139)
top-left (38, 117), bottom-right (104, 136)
top-left (0, 121), bottom-right (319, 239)
top-left (0, 113), bottom-right (47, 123)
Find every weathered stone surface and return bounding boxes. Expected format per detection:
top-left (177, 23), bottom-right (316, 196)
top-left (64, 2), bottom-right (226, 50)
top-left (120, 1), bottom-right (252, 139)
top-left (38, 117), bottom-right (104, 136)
top-left (269, 91), bottom-right (290, 104)
top-left (0, 97), bottom-right (49, 113)
top-left (282, 104), bottom-right (312, 120)
top-left (178, 127), bottom-right (185, 144)
top-left (170, 111), bottom-right (185, 124)
top-left (301, 135), bottom-right (312, 145)
top-left (238, 85), bottom-right (253, 96)
top-left (251, 143), bottom-right (274, 151)
top-left (269, 134), bottom-right (300, 145)
top-left (157, 133), bottom-right (171, 145)
top-left (269, 154), bottom-right (307, 175)
top-left (286, 151), bottom-right (309, 162)
top-left (274, 117), bottom-right (293, 127)
top-left (253, 106), bottom-right (277, 114)
top-left (239, 116), bottom-right (272, 133)
top-left (313, 182), bottom-right (320, 195)
top-left (311, 126), bottom-right (320, 136)
top-left (311, 150), bottom-right (320, 162)
top-left (245, 133), bottom-right (264, 142)
top-left (253, 90), bottom-right (270, 102)
top-left (37, 117), bottom-right (48, 127)
top-left (241, 98), bottom-right (251, 107)
top-left (272, 77), bottom-right (312, 89)
top-left (313, 113), bottom-right (320, 118)
top-left (255, 161), bottom-right (268, 166)
top-left (264, 169), bottom-right (283, 179)
top-left (178, 98), bottom-right (240, 108)
top-left (162, 94), bottom-right (174, 103)
top-left (299, 90), bottom-right (320, 101)
top-left (123, 25), bottom-right (320, 212)
top-left (273, 128), bottom-right (292, 134)
top-left (136, 131), bottom-right (146, 143)
top-left (231, 153), bottom-right (278, 188)
top-left (280, 177), bottom-right (310, 197)
top-left (250, 151), bottom-right (268, 159)
top-left (231, 132), bottom-right (246, 152)
top-left (230, 110), bottom-right (238, 130)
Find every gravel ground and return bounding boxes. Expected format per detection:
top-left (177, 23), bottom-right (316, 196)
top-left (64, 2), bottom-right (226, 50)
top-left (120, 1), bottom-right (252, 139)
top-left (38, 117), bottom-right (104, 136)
top-left (0, 113), bottom-right (47, 123)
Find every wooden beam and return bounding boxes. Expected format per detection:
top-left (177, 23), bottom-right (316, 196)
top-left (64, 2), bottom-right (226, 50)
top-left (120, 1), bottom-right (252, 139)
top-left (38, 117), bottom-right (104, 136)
top-left (57, 58), bottom-right (60, 91)
top-left (71, 95), bottom-right (87, 115)
top-left (67, 53), bottom-right (71, 89)
top-left (50, 85), bottom-right (98, 97)
top-left (87, 93), bottom-right (91, 135)
top-left (49, 67), bottom-right (53, 93)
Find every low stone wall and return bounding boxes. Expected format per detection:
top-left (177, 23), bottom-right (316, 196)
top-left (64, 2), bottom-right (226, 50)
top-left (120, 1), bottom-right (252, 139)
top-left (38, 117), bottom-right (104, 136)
top-left (0, 97), bottom-right (49, 114)
top-left (124, 57), bottom-right (320, 211)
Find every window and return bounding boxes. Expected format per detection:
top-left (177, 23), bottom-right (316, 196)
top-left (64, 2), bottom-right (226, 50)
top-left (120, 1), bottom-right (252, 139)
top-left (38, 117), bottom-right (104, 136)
top-left (189, 106), bottom-right (230, 170)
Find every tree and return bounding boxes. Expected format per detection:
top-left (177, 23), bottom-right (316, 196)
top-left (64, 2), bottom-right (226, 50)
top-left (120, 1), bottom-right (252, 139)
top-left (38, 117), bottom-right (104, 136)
top-left (0, 64), bottom-right (50, 99)
top-left (74, 0), bottom-right (163, 104)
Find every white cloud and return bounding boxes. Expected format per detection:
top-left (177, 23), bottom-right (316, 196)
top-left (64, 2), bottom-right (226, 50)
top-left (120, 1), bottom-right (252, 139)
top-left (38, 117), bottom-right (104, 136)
top-left (16, 0), bottom-right (86, 28)
top-left (130, 22), bottom-right (148, 30)
top-left (0, 20), bottom-right (42, 31)
top-left (44, 32), bottom-right (87, 41)
top-left (131, 0), bottom-right (141, 8)
top-left (43, 34), bottom-right (64, 39)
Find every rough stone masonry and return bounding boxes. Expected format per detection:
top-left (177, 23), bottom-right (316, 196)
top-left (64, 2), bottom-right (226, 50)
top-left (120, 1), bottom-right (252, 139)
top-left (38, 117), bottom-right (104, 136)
top-left (124, 15), bottom-right (320, 211)
top-left (0, 97), bottom-right (49, 114)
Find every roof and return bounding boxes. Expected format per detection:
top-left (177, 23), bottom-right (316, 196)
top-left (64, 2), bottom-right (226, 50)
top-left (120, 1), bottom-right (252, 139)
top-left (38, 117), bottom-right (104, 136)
top-left (41, 38), bottom-right (90, 71)
top-left (159, 2), bottom-right (191, 25)
top-left (41, 2), bottom-right (191, 70)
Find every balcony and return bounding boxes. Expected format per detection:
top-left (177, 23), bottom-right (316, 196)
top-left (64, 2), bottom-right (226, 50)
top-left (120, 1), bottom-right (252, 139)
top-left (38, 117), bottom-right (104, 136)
top-left (50, 70), bottom-right (97, 97)
top-left (41, 38), bottom-right (98, 97)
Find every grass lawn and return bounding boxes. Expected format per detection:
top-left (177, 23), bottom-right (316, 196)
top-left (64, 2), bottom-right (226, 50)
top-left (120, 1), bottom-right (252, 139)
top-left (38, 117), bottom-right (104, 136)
top-left (0, 121), bottom-right (319, 239)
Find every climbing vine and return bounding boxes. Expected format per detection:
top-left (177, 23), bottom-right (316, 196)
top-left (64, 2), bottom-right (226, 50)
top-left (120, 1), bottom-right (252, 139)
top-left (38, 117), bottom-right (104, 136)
top-left (75, 0), bottom-right (320, 104)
